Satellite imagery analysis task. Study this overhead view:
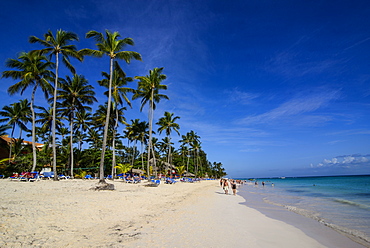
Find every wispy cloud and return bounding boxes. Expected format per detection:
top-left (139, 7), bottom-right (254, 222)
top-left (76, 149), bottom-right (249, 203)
top-left (239, 89), bottom-right (340, 126)
top-left (224, 88), bottom-right (259, 105)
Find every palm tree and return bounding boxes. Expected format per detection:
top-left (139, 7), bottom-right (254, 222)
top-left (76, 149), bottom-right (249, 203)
top-left (136, 120), bottom-right (149, 171)
top-left (156, 111), bottom-right (180, 167)
top-left (180, 131), bottom-right (199, 173)
top-left (58, 74), bottom-right (96, 177)
top-left (86, 128), bottom-right (101, 150)
top-left (0, 124), bottom-right (11, 136)
top-left (124, 119), bottom-right (140, 167)
top-left (133, 67), bottom-right (169, 179)
top-left (80, 30), bottom-right (141, 184)
top-left (75, 110), bottom-right (93, 134)
top-left (0, 100), bottom-right (31, 164)
top-left (176, 165), bottom-right (186, 178)
top-left (35, 105), bottom-right (63, 143)
top-left (29, 29), bottom-right (82, 180)
top-left (190, 139), bottom-right (202, 175)
top-left (2, 51), bottom-right (53, 171)
top-left (98, 61), bottom-right (133, 179)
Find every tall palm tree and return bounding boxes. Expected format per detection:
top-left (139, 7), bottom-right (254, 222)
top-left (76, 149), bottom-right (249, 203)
top-left (0, 100), bottom-right (31, 164)
top-left (133, 67), bottom-right (169, 178)
top-left (80, 30), bottom-right (141, 184)
top-left (58, 74), bottom-right (96, 177)
top-left (29, 29), bottom-right (82, 180)
top-left (98, 61), bottom-right (133, 179)
top-left (2, 51), bottom-right (53, 171)
top-left (156, 111), bottom-right (180, 167)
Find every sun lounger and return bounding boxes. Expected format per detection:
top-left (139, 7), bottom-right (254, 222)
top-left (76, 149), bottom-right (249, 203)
top-left (41, 172), bottom-right (54, 180)
top-left (58, 174), bottom-right (70, 180)
top-left (28, 172), bottom-right (40, 182)
top-left (9, 173), bottom-right (19, 181)
top-left (84, 174), bottom-right (95, 180)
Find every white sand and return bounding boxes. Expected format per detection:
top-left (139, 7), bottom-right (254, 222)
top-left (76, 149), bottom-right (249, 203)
top-left (0, 179), bottom-right (362, 247)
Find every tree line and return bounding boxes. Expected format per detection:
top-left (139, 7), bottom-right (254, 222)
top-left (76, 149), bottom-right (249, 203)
top-left (0, 29), bottom-right (226, 182)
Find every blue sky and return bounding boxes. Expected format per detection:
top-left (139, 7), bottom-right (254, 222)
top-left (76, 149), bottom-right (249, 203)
top-left (0, 0), bottom-right (369, 178)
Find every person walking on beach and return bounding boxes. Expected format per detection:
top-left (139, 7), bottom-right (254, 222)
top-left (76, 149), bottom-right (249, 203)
top-left (223, 179), bottom-right (229, 194)
top-left (231, 180), bottom-right (237, 195)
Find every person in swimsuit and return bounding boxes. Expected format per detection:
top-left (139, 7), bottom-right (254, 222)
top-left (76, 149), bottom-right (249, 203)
top-left (223, 179), bottom-right (229, 194)
top-left (231, 180), bottom-right (237, 195)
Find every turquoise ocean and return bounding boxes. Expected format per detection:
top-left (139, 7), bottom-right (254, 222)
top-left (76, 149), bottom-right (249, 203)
top-left (237, 175), bottom-right (370, 244)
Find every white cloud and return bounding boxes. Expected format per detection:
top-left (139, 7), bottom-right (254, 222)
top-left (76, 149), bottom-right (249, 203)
top-left (311, 154), bottom-right (370, 169)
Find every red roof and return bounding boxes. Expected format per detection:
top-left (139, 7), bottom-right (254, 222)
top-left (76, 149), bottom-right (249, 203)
top-left (0, 136), bottom-right (44, 148)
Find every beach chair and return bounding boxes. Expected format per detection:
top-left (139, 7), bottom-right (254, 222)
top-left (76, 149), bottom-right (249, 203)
top-left (42, 172), bottom-right (54, 180)
top-left (18, 172), bottom-right (31, 181)
top-left (9, 173), bottom-right (19, 181)
top-left (84, 174), bottom-right (94, 180)
top-left (58, 174), bottom-right (70, 180)
top-left (151, 179), bottom-right (160, 185)
top-left (28, 172), bottom-right (40, 182)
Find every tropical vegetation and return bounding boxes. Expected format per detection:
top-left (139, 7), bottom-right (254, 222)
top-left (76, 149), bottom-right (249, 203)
top-left (0, 29), bottom-right (227, 180)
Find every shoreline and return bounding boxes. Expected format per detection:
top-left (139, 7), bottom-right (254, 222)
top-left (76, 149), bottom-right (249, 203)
top-left (0, 179), bottom-right (366, 247)
top-left (238, 183), bottom-right (368, 248)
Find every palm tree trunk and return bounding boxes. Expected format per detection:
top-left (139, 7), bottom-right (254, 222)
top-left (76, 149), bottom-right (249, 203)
top-left (131, 141), bottom-right (135, 166)
top-left (8, 124), bottom-right (15, 165)
top-left (141, 137), bottom-right (144, 171)
top-left (111, 106), bottom-right (119, 181)
top-left (151, 143), bottom-right (157, 178)
top-left (186, 149), bottom-right (190, 173)
top-left (31, 86), bottom-right (37, 172)
top-left (146, 90), bottom-right (154, 180)
top-left (98, 57), bottom-right (114, 184)
top-left (69, 114), bottom-right (74, 178)
top-left (52, 53), bottom-right (59, 181)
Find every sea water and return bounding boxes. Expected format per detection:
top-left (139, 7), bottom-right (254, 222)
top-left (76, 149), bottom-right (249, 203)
top-left (238, 175), bottom-right (370, 244)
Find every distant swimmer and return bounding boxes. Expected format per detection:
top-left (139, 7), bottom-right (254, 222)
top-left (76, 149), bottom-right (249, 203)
top-left (262, 181), bottom-right (265, 186)
top-left (272, 183), bottom-right (274, 187)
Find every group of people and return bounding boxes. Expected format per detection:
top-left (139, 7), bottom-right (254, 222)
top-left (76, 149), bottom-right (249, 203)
top-left (220, 178), bottom-right (239, 195)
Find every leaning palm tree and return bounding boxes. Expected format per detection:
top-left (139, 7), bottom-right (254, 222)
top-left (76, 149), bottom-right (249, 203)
top-left (156, 111), bottom-right (180, 167)
top-left (80, 30), bottom-right (141, 184)
top-left (133, 67), bottom-right (169, 179)
top-left (58, 74), bottom-right (96, 177)
top-left (98, 61), bottom-right (133, 179)
top-left (29, 29), bottom-right (82, 180)
top-left (2, 51), bottom-right (53, 171)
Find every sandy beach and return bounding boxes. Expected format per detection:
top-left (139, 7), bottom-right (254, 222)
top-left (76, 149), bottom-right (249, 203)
top-left (0, 179), bottom-right (365, 247)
